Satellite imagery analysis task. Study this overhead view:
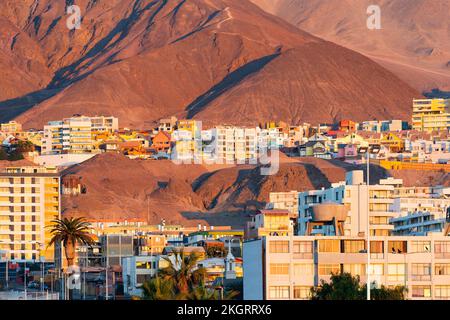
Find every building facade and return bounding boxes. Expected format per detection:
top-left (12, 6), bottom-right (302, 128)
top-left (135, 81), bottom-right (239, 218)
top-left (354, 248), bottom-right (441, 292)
top-left (298, 171), bottom-right (397, 237)
top-left (412, 99), bottom-right (450, 132)
top-left (244, 234), bottom-right (450, 300)
top-left (42, 115), bottom-right (118, 155)
top-left (0, 166), bottom-right (61, 262)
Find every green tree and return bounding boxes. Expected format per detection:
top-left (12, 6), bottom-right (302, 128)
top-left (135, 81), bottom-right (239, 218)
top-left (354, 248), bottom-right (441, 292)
top-left (47, 217), bottom-right (96, 267)
top-left (310, 272), bottom-right (406, 300)
top-left (158, 249), bottom-right (207, 298)
top-left (367, 284), bottom-right (407, 300)
top-left (0, 148), bottom-right (7, 160)
top-left (7, 150), bottom-right (24, 161)
top-left (206, 246), bottom-right (227, 258)
top-left (311, 272), bottom-right (364, 300)
top-left (15, 140), bottom-right (35, 153)
top-left (141, 249), bottom-right (239, 300)
top-left (141, 277), bottom-right (176, 300)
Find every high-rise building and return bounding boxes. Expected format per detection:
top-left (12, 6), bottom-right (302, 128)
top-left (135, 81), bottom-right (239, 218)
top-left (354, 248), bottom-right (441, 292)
top-left (244, 234), bottom-right (450, 300)
top-left (298, 171), bottom-right (397, 237)
top-left (211, 126), bottom-right (259, 164)
top-left (412, 99), bottom-right (450, 132)
top-left (0, 166), bottom-right (61, 262)
top-left (42, 115), bottom-right (118, 155)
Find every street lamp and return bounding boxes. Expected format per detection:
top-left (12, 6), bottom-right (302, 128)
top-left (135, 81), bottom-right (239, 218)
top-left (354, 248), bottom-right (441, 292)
top-left (358, 145), bottom-right (380, 301)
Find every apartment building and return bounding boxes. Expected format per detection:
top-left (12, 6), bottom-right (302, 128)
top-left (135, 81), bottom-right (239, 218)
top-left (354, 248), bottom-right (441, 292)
top-left (412, 99), bottom-right (450, 132)
top-left (391, 211), bottom-right (447, 236)
top-left (100, 234), bottom-right (134, 267)
top-left (171, 120), bottom-right (202, 162)
top-left (268, 191), bottom-right (299, 218)
top-left (0, 121), bottom-right (22, 133)
top-left (359, 120), bottom-right (408, 133)
top-left (122, 255), bottom-right (159, 296)
top-left (90, 116), bottom-right (119, 132)
top-left (0, 166), bottom-right (61, 262)
top-left (42, 115), bottom-right (118, 155)
top-left (244, 234), bottom-right (450, 300)
top-left (245, 210), bottom-right (295, 240)
top-left (391, 186), bottom-right (450, 219)
top-left (210, 126), bottom-right (259, 164)
top-left (298, 171), bottom-right (397, 237)
top-left (403, 139), bottom-right (450, 163)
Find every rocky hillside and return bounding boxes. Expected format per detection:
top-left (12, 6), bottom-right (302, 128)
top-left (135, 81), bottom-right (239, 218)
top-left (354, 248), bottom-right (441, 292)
top-left (0, 0), bottom-right (419, 128)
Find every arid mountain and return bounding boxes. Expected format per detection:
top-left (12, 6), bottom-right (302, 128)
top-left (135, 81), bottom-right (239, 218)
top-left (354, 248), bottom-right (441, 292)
top-left (251, 0), bottom-right (450, 92)
top-left (60, 153), bottom-right (348, 226)
top-left (1, 0), bottom-right (420, 129)
top-left (58, 153), bottom-right (448, 227)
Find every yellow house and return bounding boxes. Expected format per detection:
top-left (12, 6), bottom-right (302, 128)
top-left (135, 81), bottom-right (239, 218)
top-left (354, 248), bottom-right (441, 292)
top-left (381, 132), bottom-right (405, 153)
top-left (173, 120), bottom-right (202, 161)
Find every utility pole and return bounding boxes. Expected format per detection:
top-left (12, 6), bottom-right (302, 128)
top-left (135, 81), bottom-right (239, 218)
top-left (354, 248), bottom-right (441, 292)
top-left (24, 260), bottom-right (27, 300)
top-left (105, 252), bottom-right (109, 300)
top-left (366, 150), bottom-right (371, 301)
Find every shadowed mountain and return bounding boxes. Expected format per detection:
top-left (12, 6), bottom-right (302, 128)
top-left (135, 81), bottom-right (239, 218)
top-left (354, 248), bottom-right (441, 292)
top-left (1, 0), bottom-right (420, 129)
top-left (251, 0), bottom-right (450, 92)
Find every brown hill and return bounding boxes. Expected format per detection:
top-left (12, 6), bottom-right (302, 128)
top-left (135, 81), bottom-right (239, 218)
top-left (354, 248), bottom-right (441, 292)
top-left (251, 0), bottom-right (450, 92)
top-left (60, 153), bottom-right (447, 227)
top-left (0, 0), bottom-right (419, 128)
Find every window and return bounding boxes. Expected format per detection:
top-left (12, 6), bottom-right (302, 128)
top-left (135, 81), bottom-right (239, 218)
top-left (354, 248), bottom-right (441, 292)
top-left (318, 264), bottom-right (340, 276)
top-left (293, 264), bottom-right (314, 276)
top-left (435, 264), bottom-right (450, 275)
top-left (269, 286), bottom-right (290, 299)
top-left (435, 285), bottom-right (450, 299)
top-left (136, 261), bottom-right (152, 269)
top-left (410, 241), bottom-right (431, 253)
top-left (343, 240), bottom-right (365, 253)
top-left (368, 264), bottom-right (384, 276)
top-left (369, 203), bottom-right (389, 212)
top-left (387, 264), bottom-right (406, 282)
top-left (293, 286), bottom-right (310, 299)
top-left (269, 241), bottom-right (289, 253)
top-left (293, 241), bottom-right (313, 258)
top-left (318, 240), bottom-right (340, 253)
top-left (388, 241), bottom-right (407, 254)
top-left (412, 286), bottom-right (431, 298)
top-left (411, 263), bottom-right (431, 281)
top-left (343, 264), bottom-right (366, 276)
top-left (270, 263), bottom-right (289, 275)
top-left (371, 229), bottom-right (390, 236)
top-left (435, 241), bottom-right (450, 258)
top-left (370, 241), bottom-right (384, 259)
top-left (369, 216), bottom-right (389, 225)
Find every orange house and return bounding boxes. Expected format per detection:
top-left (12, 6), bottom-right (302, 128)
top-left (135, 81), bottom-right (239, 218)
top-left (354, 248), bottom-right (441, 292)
top-left (151, 131), bottom-right (172, 153)
top-left (339, 120), bottom-right (357, 132)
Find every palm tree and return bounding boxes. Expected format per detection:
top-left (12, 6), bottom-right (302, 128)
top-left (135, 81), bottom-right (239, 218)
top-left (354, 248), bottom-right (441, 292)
top-left (47, 217), bottom-right (95, 267)
top-left (158, 248), bottom-right (206, 298)
top-left (141, 277), bottom-right (175, 300)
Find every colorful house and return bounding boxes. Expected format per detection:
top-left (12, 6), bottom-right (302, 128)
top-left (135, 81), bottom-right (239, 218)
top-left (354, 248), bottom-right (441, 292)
top-left (381, 132), bottom-right (405, 153)
top-left (151, 131), bottom-right (172, 153)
